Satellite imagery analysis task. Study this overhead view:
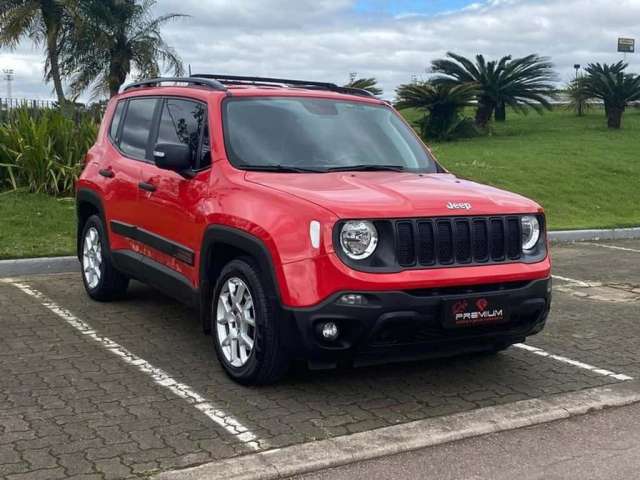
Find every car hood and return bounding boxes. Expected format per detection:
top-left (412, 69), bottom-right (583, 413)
top-left (245, 171), bottom-right (542, 218)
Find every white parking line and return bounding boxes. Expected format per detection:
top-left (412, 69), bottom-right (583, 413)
top-left (584, 242), bottom-right (640, 254)
top-left (5, 280), bottom-right (265, 451)
top-left (514, 343), bottom-right (633, 381)
top-left (551, 274), bottom-right (592, 287)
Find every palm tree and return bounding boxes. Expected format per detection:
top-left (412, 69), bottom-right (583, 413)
top-left (565, 77), bottom-right (591, 116)
top-left (395, 81), bottom-right (478, 140)
top-left (63, 0), bottom-right (185, 98)
top-left (583, 61), bottom-right (627, 117)
top-left (431, 52), bottom-right (556, 127)
top-left (0, 0), bottom-right (69, 104)
top-left (344, 77), bottom-right (383, 96)
top-left (584, 63), bottom-right (640, 129)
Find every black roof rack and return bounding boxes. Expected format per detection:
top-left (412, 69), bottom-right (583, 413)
top-left (190, 74), bottom-right (376, 98)
top-left (122, 77), bottom-right (227, 92)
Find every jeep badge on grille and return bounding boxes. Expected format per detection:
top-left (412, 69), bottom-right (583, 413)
top-left (447, 202), bottom-right (472, 210)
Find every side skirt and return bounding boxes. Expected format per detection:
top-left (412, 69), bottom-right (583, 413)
top-left (112, 250), bottom-right (199, 309)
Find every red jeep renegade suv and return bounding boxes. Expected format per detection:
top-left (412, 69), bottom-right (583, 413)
top-left (76, 75), bottom-right (552, 385)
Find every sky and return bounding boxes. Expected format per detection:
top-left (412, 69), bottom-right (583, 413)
top-left (1, 0), bottom-right (639, 101)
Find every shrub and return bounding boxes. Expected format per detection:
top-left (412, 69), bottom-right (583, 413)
top-left (395, 81), bottom-right (480, 141)
top-left (0, 108), bottom-right (97, 196)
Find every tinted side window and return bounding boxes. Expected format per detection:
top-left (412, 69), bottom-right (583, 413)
top-left (119, 98), bottom-right (157, 160)
top-left (200, 119), bottom-right (211, 170)
top-left (156, 99), bottom-right (208, 169)
top-left (109, 101), bottom-right (125, 142)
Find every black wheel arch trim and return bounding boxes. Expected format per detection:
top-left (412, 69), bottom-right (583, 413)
top-left (198, 225), bottom-right (284, 332)
top-left (200, 225), bottom-right (282, 296)
top-left (76, 188), bottom-right (106, 260)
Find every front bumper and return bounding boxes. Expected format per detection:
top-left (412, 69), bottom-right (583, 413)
top-left (284, 277), bottom-right (552, 368)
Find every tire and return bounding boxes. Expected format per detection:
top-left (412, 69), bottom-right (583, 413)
top-left (80, 214), bottom-right (129, 301)
top-left (211, 257), bottom-right (289, 385)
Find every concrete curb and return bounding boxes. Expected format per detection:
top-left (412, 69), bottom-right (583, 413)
top-left (549, 227), bottom-right (640, 242)
top-left (0, 256), bottom-right (77, 278)
top-left (154, 381), bottom-right (640, 480)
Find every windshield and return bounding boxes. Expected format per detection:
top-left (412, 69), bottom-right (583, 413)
top-left (222, 97), bottom-right (439, 173)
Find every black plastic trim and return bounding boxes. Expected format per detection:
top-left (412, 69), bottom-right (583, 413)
top-left (110, 220), bottom-right (195, 266)
top-left (284, 278), bottom-right (552, 364)
top-left (76, 188), bottom-right (106, 260)
top-left (190, 74), bottom-right (375, 98)
top-left (198, 225), bottom-right (283, 333)
top-left (123, 77), bottom-right (227, 92)
top-left (199, 225), bottom-right (281, 299)
top-left (111, 250), bottom-right (198, 307)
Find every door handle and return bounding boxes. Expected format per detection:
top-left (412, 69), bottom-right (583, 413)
top-left (138, 181), bottom-right (157, 192)
top-left (99, 168), bottom-right (114, 178)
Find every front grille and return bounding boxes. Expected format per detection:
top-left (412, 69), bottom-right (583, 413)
top-left (394, 216), bottom-right (522, 268)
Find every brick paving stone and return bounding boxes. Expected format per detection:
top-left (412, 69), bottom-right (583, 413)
top-left (57, 452), bottom-right (96, 477)
top-left (1, 241), bottom-right (638, 478)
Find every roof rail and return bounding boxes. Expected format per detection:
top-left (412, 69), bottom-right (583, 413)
top-left (122, 77), bottom-right (227, 92)
top-left (189, 74), bottom-right (376, 98)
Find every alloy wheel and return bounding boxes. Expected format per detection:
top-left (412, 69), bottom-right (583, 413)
top-left (82, 227), bottom-right (103, 289)
top-left (216, 277), bottom-right (256, 367)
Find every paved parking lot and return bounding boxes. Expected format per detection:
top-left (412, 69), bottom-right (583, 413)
top-left (1, 239), bottom-right (639, 479)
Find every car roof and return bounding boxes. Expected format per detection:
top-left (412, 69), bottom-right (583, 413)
top-left (117, 76), bottom-right (386, 105)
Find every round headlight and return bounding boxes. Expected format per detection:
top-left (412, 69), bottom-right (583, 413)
top-left (340, 221), bottom-right (378, 260)
top-left (521, 215), bottom-right (541, 251)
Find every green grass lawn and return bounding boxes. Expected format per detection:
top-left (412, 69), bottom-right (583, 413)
top-left (404, 107), bottom-right (640, 230)
top-left (0, 191), bottom-right (76, 259)
top-left (1, 107), bottom-right (639, 258)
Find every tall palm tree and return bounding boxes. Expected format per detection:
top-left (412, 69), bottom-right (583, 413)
top-left (343, 77), bottom-right (383, 96)
top-left (431, 52), bottom-right (556, 127)
top-left (0, 0), bottom-right (68, 104)
top-left (63, 0), bottom-right (185, 98)
top-left (395, 81), bottom-right (478, 140)
top-left (584, 63), bottom-right (640, 129)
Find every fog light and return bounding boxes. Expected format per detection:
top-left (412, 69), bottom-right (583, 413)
top-left (321, 322), bottom-right (339, 341)
top-left (337, 294), bottom-right (367, 306)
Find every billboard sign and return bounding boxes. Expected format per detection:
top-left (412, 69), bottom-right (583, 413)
top-left (618, 37), bottom-right (635, 53)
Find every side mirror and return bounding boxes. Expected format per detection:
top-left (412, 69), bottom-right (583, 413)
top-left (153, 143), bottom-right (192, 175)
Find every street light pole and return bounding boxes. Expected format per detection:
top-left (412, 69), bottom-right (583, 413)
top-left (3, 69), bottom-right (14, 99)
top-left (573, 64), bottom-right (581, 80)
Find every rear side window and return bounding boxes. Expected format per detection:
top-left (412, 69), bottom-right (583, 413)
top-left (119, 98), bottom-right (157, 160)
top-left (109, 101), bottom-right (125, 142)
top-left (155, 98), bottom-right (210, 170)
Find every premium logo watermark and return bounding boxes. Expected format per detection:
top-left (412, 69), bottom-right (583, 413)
top-left (451, 298), bottom-right (504, 325)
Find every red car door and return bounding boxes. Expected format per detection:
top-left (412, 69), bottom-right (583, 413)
top-left (136, 97), bottom-right (212, 284)
top-left (101, 97), bottom-right (158, 252)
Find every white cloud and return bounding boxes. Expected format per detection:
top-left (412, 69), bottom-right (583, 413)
top-left (1, 0), bottom-right (639, 101)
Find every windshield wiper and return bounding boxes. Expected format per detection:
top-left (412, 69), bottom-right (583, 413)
top-left (241, 165), bottom-right (325, 173)
top-left (324, 164), bottom-right (406, 172)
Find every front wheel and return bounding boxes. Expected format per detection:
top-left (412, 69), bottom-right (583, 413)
top-left (211, 258), bottom-right (289, 385)
top-left (80, 215), bottom-right (129, 301)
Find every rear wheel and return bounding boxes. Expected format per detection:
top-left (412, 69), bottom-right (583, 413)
top-left (211, 258), bottom-right (289, 385)
top-left (81, 215), bottom-right (129, 301)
